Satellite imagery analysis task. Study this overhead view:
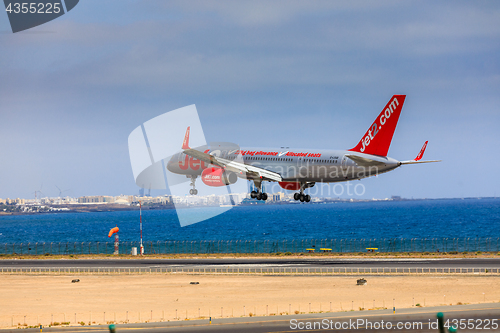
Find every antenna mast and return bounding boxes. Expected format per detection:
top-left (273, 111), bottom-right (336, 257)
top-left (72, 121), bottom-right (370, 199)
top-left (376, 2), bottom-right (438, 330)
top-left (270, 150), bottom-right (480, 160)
top-left (139, 200), bottom-right (144, 255)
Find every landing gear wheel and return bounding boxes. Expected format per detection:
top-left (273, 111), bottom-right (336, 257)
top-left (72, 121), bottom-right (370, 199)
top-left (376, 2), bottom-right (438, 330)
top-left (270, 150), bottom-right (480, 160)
top-left (261, 193), bottom-right (268, 200)
top-left (299, 194), bottom-right (305, 202)
top-left (256, 192), bottom-right (262, 200)
top-left (294, 193), bottom-right (300, 201)
top-left (304, 194), bottom-right (311, 202)
top-left (189, 176), bottom-right (198, 196)
top-left (250, 191), bottom-right (257, 199)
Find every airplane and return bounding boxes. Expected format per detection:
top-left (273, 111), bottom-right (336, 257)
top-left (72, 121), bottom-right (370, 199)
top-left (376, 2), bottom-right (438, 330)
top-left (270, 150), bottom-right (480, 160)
top-left (166, 95), bottom-right (440, 202)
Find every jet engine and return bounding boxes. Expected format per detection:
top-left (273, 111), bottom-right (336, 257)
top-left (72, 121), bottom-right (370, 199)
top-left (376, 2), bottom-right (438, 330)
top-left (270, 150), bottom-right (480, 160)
top-left (201, 167), bottom-right (238, 187)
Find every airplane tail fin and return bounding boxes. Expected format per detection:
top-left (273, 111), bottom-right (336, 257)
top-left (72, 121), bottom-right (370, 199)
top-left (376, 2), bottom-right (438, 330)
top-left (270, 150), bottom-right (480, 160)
top-left (349, 95), bottom-right (406, 157)
top-left (182, 126), bottom-right (191, 150)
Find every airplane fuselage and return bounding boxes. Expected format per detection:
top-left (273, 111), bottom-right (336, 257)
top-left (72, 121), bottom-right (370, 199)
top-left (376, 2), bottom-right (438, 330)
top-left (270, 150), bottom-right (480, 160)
top-left (167, 147), bottom-right (400, 183)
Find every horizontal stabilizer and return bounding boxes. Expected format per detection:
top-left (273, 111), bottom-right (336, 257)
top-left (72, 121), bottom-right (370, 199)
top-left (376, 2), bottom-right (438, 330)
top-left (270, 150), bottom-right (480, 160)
top-left (400, 160), bottom-right (441, 165)
top-left (400, 141), bottom-right (440, 165)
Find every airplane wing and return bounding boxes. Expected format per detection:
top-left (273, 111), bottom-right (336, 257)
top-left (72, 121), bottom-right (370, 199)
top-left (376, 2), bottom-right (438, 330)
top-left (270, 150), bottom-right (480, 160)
top-left (181, 127), bottom-right (283, 182)
top-left (400, 141), bottom-right (441, 165)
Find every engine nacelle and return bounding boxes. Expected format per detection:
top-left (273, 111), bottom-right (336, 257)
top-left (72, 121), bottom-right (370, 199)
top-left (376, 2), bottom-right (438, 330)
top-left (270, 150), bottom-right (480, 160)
top-left (201, 167), bottom-right (238, 187)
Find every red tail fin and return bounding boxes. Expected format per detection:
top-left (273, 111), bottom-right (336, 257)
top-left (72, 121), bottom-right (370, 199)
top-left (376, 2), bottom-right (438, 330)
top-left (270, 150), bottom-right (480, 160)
top-left (349, 95), bottom-right (406, 157)
top-left (182, 126), bottom-right (191, 149)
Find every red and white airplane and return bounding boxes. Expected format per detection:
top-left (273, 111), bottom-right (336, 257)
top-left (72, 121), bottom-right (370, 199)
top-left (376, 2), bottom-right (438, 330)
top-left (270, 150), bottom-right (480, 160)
top-left (167, 95), bottom-right (439, 202)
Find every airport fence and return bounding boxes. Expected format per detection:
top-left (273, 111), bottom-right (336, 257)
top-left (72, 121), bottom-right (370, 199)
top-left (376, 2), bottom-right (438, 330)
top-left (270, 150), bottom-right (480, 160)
top-left (0, 238), bottom-right (499, 255)
top-left (1, 266), bottom-right (499, 275)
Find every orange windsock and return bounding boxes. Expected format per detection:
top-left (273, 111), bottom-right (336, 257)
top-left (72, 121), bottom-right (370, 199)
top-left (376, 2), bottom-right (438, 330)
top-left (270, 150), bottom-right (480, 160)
top-left (108, 227), bottom-right (119, 237)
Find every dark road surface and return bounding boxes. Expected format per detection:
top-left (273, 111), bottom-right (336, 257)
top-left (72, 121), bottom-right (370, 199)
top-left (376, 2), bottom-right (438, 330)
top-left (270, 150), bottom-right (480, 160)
top-left (3, 303), bottom-right (499, 332)
top-left (0, 258), bottom-right (499, 269)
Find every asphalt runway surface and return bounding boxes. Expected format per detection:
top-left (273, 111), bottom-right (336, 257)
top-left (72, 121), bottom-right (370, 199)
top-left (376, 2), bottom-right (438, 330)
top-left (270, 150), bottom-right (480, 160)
top-left (0, 258), bottom-right (499, 269)
top-left (3, 303), bottom-right (499, 332)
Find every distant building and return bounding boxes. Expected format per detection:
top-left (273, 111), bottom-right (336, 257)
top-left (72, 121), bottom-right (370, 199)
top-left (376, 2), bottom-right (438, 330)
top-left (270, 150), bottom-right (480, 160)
top-left (114, 198), bottom-right (130, 205)
top-left (136, 196), bottom-right (169, 204)
top-left (227, 193), bottom-right (241, 205)
top-left (171, 196), bottom-right (185, 204)
top-left (206, 194), bottom-right (222, 206)
top-left (114, 195), bottom-right (135, 205)
top-left (78, 196), bottom-right (115, 204)
top-left (272, 192), bottom-right (285, 201)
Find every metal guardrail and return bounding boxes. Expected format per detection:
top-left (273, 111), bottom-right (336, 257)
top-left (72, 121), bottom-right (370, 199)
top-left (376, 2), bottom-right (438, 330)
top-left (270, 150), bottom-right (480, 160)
top-left (1, 238), bottom-right (499, 255)
top-left (1, 267), bottom-right (499, 275)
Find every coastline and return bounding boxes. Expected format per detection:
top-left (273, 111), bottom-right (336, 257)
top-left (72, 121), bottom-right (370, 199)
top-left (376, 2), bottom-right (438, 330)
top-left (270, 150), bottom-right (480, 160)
top-left (1, 197), bottom-right (498, 216)
top-left (0, 252), bottom-right (499, 260)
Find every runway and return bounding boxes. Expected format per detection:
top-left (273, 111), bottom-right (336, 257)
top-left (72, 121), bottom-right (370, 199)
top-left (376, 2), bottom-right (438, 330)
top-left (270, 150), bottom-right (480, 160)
top-left (0, 258), bottom-right (499, 270)
top-left (3, 303), bottom-right (499, 332)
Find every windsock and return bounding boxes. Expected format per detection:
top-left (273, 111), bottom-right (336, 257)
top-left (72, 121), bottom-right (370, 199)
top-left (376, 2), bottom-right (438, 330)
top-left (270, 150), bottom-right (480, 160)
top-left (108, 227), bottom-right (119, 238)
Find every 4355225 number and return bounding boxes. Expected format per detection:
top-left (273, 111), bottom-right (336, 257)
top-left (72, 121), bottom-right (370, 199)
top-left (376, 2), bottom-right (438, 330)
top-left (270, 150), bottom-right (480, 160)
top-left (5, 2), bottom-right (62, 14)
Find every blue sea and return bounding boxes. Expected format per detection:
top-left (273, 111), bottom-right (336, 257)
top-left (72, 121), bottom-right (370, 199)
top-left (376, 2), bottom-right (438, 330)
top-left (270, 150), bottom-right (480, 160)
top-left (0, 198), bottom-right (499, 244)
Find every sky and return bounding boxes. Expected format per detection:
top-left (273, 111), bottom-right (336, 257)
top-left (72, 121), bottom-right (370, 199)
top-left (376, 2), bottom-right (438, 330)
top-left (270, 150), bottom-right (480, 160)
top-left (0, 0), bottom-right (499, 200)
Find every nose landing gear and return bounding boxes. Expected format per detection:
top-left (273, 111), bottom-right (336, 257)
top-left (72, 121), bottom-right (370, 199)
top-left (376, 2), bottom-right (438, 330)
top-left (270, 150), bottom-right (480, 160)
top-left (188, 176), bottom-right (198, 195)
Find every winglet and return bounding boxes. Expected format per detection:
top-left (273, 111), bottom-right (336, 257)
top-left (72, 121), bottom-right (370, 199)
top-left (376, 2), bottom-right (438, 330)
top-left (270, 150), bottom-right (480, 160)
top-left (414, 141), bottom-right (428, 161)
top-left (182, 127), bottom-right (191, 150)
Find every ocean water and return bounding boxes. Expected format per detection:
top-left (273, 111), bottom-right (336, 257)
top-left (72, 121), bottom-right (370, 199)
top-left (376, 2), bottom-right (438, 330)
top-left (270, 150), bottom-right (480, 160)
top-left (0, 198), bottom-right (499, 244)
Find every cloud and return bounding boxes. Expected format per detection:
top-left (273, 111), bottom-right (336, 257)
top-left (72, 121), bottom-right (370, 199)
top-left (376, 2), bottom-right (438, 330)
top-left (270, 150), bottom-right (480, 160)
top-left (144, 1), bottom-right (392, 26)
top-left (0, 1), bottom-right (499, 198)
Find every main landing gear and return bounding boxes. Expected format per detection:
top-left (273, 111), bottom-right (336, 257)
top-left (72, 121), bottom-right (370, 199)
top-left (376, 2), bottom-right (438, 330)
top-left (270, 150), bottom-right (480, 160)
top-left (188, 175), bottom-right (198, 195)
top-left (293, 182), bottom-right (315, 203)
top-left (250, 180), bottom-right (268, 201)
top-left (251, 190), bottom-right (268, 201)
top-left (294, 192), bottom-right (310, 202)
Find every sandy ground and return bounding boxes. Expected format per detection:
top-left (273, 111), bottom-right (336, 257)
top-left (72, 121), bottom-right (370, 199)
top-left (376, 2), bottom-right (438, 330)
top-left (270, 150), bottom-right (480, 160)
top-left (0, 274), bottom-right (499, 328)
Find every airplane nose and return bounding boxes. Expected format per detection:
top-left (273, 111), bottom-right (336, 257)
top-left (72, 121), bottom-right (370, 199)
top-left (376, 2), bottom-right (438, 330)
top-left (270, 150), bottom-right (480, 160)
top-left (166, 156), bottom-right (178, 173)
